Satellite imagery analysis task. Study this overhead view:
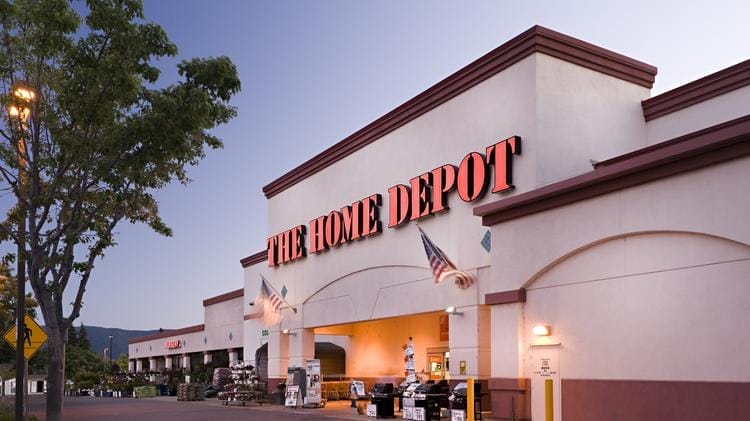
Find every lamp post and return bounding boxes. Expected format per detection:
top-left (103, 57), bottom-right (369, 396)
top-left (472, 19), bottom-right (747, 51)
top-left (9, 85), bottom-right (34, 421)
top-left (108, 335), bottom-right (114, 371)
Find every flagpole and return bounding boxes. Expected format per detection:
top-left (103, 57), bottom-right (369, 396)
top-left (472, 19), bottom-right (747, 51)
top-left (260, 274), bottom-right (298, 314)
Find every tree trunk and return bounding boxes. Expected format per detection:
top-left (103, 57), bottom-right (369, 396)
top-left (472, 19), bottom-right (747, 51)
top-left (45, 325), bottom-right (66, 421)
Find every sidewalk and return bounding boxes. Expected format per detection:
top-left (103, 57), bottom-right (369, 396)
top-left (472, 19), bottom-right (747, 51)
top-left (153, 397), bottom-right (498, 420)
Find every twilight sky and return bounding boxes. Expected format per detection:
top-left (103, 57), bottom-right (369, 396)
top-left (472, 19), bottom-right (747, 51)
top-left (66, 0), bottom-right (748, 330)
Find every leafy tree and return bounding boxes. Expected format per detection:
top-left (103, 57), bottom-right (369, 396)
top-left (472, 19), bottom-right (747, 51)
top-left (65, 344), bottom-right (103, 379)
top-left (66, 324), bottom-right (78, 348)
top-left (0, 1), bottom-right (240, 419)
top-left (76, 324), bottom-right (90, 351)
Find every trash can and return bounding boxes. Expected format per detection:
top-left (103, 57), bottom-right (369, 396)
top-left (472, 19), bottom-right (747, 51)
top-left (370, 383), bottom-right (395, 418)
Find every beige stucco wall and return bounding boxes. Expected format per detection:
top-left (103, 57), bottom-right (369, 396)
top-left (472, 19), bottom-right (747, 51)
top-left (645, 85), bottom-right (750, 146)
top-left (256, 51), bottom-right (651, 332)
top-left (524, 232), bottom-right (750, 381)
top-left (489, 154), bottom-right (750, 379)
top-left (129, 295), bottom-right (244, 360)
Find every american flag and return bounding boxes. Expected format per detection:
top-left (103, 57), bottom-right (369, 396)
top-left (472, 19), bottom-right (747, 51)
top-left (252, 275), bottom-right (284, 326)
top-left (418, 226), bottom-right (476, 289)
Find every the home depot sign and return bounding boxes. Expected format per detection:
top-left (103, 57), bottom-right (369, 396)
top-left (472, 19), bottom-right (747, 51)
top-left (267, 136), bottom-right (521, 266)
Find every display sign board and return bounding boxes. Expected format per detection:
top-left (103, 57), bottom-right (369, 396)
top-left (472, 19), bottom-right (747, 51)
top-left (305, 359), bottom-right (322, 405)
top-left (3, 314), bottom-right (48, 360)
top-left (413, 407), bottom-right (426, 421)
top-left (285, 385), bottom-right (300, 407)
top-left (451, 409), bottom-right (466, 421)
top-left (402, 407), bottom-right (414, 419)
top-left (366, 404), bottom-right (377, 417)
top-left (352, 380), bottom-right (366, 397)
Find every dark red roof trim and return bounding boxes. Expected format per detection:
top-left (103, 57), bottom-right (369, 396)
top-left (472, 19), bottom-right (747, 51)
top-left (485, 289), bottom-right (527, 306)
top-left (642, 59), bottom-right (750, 121)
top-left (474, 114), bottom-right (750, 226)
top-left (240, 250), bottom-right (267, 268)
top-left (128, 324), bottom-right (205, 345)
top-left (202, 288), bottom-right (243, 307)
top-left (262, 25), bottom-right (657, 199)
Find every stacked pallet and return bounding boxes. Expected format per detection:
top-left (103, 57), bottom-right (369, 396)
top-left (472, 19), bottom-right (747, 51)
top-left (133, 385), bottom-right (157, 399)
top-left (177, 383), bottom-right (205, 401)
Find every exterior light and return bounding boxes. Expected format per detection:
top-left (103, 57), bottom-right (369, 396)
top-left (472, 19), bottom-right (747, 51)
top-left (282, 329), bottom-right (296, 336)
top-left (532, 324), bottom-right (551, 336)
top-left (445, 306), bottom-right (463, 316)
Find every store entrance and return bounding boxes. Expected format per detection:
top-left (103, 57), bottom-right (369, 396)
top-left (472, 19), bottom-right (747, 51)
top-left (426, 348), bottom-right (449, 381)
top-left (313, 311), bottom-right (449, 385)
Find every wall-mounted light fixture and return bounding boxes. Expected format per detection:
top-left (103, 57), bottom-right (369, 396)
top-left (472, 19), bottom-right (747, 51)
top-left (532, 324), bottom-right (551, 336)
top-left (281, 329), bottom-right (296, 336)
top-left (445, 306), bottom-right (463, 316)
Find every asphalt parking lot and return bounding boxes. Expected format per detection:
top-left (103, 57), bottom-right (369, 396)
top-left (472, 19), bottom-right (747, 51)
top-left (21, 395), bottom-right (370, 421)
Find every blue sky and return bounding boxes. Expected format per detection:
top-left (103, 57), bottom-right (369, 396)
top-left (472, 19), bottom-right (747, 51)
top-left (68, 0), bottom-right (748, 329)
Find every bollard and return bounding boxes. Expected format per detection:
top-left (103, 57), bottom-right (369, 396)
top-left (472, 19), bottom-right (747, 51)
top-left (545, 379), bottom-right (553, 421)
top-left (467, 376), bottom-right (474, 421)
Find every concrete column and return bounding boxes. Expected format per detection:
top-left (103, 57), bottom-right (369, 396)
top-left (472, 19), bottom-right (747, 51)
top-left (267, 330), bottom-right (290, 380)
top-left (164, 355), bottom-right (173, 370)
top-left (203, 351), bottom-right (212, 365)
top-left (149, 357), bottom-right (157, 372)
top-left (182, 354), bottom-right (191, 371)
top-left (228, 348), bottom-right (239, 366)
top-left (448, 305), bottom-right (491, 380)
top-left (489, 302), bottom-right (528, 419)
top-left (136, 358), bottom-right (144, 373)
top-left (128, 359), bottom-right (135, 373)
top-left (288, 328), bottom-right (315, 368)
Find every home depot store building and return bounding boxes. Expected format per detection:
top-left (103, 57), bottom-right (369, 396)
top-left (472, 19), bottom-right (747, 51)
top-left (132, 26), bottom-right (750, 420)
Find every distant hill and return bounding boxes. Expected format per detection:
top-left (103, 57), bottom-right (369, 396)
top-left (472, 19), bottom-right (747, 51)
top-left (72, 326), bottom-right (157, 359)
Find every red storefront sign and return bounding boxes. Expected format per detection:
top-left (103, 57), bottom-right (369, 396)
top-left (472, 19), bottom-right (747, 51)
top-left (165, 340), bottom-right (181, 349)
top-left (267, 135), bottom-right (521, 267)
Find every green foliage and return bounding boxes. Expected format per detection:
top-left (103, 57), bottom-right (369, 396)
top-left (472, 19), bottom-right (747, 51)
top-left (72, 370), bottom-right (100, 391)
top-left (0, 0), bottom-right (240, 327)
top-left (115, 353), bottom-right (128, 372)
top-left (0, 0), bottom-right (240, 415)
top-left (0, 263), bottom-right (38, 370)
top-left (64, 322), bottom-right (103, 381)
top-left (76, 324), bottom-right (91, 351)
top-left (0, 403), bottom-right (37, 421)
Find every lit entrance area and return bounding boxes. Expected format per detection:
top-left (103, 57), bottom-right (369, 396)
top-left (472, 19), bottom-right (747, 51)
top-left (313, 311), bottom-right (450, 386)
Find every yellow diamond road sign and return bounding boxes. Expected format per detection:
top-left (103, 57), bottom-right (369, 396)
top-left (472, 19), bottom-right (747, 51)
top-left (3, 314), bottom-right (48, 360)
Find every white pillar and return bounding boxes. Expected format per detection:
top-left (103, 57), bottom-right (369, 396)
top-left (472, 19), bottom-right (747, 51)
top-left (203, 351), bottom-right (212, 365)
top-left (267, 331), bottom-right (289, 380)
top-left (164, 355), bottom-right (172, 370)
top-left (136, 359), bottom-right (144, 373)
top-left (449, 305), bottom-right (491, 380)
top-left (148, 357), bottom-right (157, 372)
top-left (128, 359), bottom-right (135, 373)
top-left (182, 354), bottom-right (191, 371)
top-left (228, 348), bottom-right (239, 366)
top-left (489, 302), bottom-right (527, 419)
top-left (288, 328), bottom-right (315, 368)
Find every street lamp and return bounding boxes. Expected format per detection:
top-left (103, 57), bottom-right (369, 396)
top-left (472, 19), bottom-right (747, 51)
top-left (8, 83), bottom-right (34, 421)
top-left (108, 335), bottom-right (114, 370)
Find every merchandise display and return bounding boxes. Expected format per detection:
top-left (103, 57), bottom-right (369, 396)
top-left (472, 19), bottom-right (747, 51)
top-left (176, 383), bottom-right (204, 401)
top-left (217, 361), bottom-right (265, 406)
top-left (304, 359), bottom-right (324, 407)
